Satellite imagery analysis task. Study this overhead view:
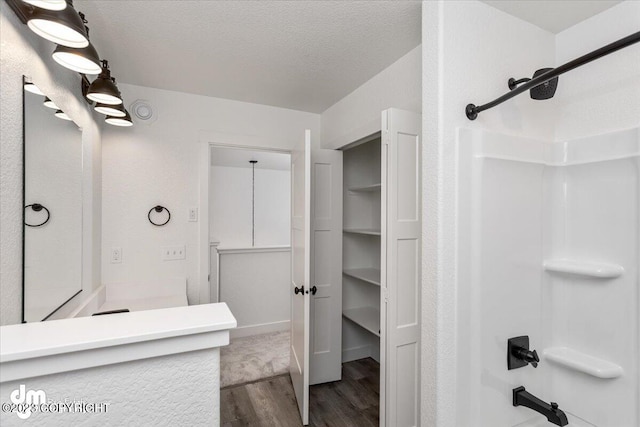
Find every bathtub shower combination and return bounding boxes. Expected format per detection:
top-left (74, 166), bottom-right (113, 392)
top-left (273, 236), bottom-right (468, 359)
top-left (457, 127), bottom-right (639, 426)
top-left (454, 29), bottom-right (640, 427)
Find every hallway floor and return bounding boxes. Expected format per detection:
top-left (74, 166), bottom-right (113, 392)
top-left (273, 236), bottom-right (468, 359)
top-left (221, 330), bottom-right (290, 388)
top-left (221, 358), bottom-right (380, 426)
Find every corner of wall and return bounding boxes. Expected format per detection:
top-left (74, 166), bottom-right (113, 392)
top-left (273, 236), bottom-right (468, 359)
top-left (421, 1), bottom-right (556, 425)
top-left (320, 44), bottom-right (422, 149)
top-left (553, 0), bottom-right (640, 141)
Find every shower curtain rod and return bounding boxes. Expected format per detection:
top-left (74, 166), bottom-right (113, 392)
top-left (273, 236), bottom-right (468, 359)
top-left (465, 30), bottom-right (640, 120)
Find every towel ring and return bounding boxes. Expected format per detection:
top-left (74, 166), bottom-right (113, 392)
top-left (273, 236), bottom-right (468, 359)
top-left (148, 205), bottom-right (170, 226)
top-left (25, 203), bottom-right (50, 227)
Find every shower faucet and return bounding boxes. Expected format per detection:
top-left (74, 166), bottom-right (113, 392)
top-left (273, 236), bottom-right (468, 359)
top-left (513, 386), bottom-right (569, 426)
top-left (508, 336), bottom-right (540, 370)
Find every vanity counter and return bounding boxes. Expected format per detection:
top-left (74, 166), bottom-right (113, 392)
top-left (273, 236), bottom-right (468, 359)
top-left (0, 303), bottom-right (236, 382)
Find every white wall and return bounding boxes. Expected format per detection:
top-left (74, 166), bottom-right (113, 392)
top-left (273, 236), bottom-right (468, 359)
top-left (101, 83), bottom-right (319, 304)
top-left (219, 249), bottom-right (291, 337)
top-left (0, 5), bottom-right (102, 326)
top-left (321, 45), bottom-right (422, 149)
top-left (0, 348), bottom-right (219, 426)
top-left (554, 1), bottom-right (640, 141)
top-left (421, 2), bottom-right (555, 425)
top-left (210, 166), bottom-right (290, 248)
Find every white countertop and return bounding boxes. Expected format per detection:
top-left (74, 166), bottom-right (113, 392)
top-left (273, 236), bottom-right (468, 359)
top-left (0, 303), bottom-right (236, 382)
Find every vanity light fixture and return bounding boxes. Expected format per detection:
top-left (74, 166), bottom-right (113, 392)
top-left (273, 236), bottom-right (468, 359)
top-left (94, 102), bottom-right (126, 117)
top-left (24, 81), bottom-right (45, 96)
top-left (22, 0), bottom-right (66, 11)
top-left (43, 97), bottom-right (59, 109)
top-left (86, 60), bottom-right (123, 105)
top-left (54, 110), bottom-right (73, 121)
top-left (52, 42), bottom-right (101, 74)
top-left (26, 0), bottom-right (89, 48)
top-left (105, 109), bottom-right (133, 127)
top-left (52, 14), bottom-right (101, 75)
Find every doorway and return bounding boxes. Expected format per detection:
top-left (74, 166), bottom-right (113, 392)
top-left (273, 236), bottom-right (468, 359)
top-left (205, 145), bottom-right (293, 388)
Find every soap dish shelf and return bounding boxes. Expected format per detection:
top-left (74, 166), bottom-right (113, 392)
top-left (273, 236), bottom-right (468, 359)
top-left (543, 259), bottom-right (624, 279)
top-left (543, 347), bottom-right (623, 379)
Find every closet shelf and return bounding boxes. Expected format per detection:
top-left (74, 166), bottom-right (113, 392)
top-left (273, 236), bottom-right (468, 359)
top-left (348, 183), bottom-right (382, 192)
top-left (544, 347), bottom-right (623, 379)
top-left (543, 259), bottom-right (624, 278)
top-left (343, 228), bottom-right (381, 236)
top-left (343, 268), bottom-right (381, 286)
top-left (343, 307), bottom-right (380, 337)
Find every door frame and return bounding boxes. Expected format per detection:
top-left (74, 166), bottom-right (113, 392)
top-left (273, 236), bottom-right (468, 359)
top-left (197, 141), bottom-right (292, 305)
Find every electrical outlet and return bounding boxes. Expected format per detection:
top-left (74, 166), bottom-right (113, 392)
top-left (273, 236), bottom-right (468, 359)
top-left (162, 245), bottom-right (186, 261)
top-left (188, 207), bottom-right (198, 222)
top-left (111, 247), bottom-right (122, 264)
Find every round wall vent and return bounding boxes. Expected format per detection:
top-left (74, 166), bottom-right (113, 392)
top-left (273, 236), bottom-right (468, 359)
top-left (129, 99), bottom-right (157, 124)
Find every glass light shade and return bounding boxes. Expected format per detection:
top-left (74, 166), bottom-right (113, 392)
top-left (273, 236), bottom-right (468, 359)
top-left (52, 42), bottom-right (101, 74)
top-left (22, 0), bottom-right (67, 11)
top-left (54, 110), bottom-right (72, 121)
top-left (43, 97), bottom-right (59, 109)
top-left (24, 82), bottom-right (45, 96)
top-left (94, 103), bottom-right (126, 117)
top-left (27, 4), bottom-right (89, 48)
top-left (105, 110), bottom-right (133, 127)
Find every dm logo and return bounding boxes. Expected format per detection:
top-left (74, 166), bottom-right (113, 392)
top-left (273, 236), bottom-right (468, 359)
top-left (10, 385), bottom-right (46, 419)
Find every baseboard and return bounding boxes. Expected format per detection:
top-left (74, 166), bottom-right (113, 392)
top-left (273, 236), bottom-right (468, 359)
top-left (370, 345), bottom-right (380, 364)
top-left (230, 320), bottom-right (290, 338)
top-left (342, 344), bottom-right (372, 363)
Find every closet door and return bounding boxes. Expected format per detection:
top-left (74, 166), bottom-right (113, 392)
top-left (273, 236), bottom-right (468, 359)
top-left (309, 149), bottom-right (343, 385)
top-left (382, 108), bottom-right (421, 427)
top-left (290, 130), bottom-right (311, 425)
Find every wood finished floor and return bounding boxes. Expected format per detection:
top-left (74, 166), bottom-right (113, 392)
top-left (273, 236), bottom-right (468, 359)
top-left (221, 358), bottom-right (380, 427)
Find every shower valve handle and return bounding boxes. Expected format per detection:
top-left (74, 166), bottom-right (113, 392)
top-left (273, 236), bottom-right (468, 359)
top-left (515, 348), bottom-right (539, 368)
top-left (508, 336), bottom-right (540, 370)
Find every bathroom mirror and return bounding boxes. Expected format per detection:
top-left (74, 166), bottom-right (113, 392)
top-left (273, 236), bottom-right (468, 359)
top-left (23, 77), bottom-right (83, 322)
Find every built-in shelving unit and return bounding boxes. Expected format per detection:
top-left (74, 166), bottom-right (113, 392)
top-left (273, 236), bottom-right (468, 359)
top-left (343, 228), bottom-right (381, 236)
top-left (544, 259), bottom-right (624, 279)
top-left (343, 307), bottom-right (381, 337)
top-left (343, 268), bottom-right (381, 286)
top-left (544, 347), bottom-right (623, 379)
top-left (342, 136), bottom-right (382, 364)
top-left (348, 183), bottom-right (382, 192)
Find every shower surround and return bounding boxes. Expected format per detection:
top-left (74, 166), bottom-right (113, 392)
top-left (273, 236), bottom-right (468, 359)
top-left (457, 127), bottom-right (639, 426)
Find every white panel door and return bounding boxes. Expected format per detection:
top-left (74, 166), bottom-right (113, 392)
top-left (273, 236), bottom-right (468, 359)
top-left (290, 129), bottom-right (311, 425)
top-left (309, 149), bottom-right (343, 385)
top-left (382, 108), bottom-right (421, 427)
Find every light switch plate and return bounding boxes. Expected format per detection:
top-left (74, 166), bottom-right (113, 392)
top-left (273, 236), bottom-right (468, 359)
top-left (111, 247), bottom-right (122, 264)
top-left (188, 207), bottom-right (198, 222)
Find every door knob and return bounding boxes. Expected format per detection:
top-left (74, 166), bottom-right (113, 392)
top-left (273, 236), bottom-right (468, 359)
top-left (294, 286), bottom-right (305, 295)
top-left (310, 286), bottom-right (317, 295)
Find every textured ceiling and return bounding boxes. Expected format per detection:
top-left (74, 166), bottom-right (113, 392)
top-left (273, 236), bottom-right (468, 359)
top-left (481, 0), bottom-right (622, 34)
top-left (73, 1), bottom-right (421, 113)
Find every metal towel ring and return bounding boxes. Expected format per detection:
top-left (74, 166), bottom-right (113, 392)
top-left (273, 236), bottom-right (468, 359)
top-left (148, 205), bottom-right (170, 226)
top-left (24, 203), bottom-right (50, 227)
